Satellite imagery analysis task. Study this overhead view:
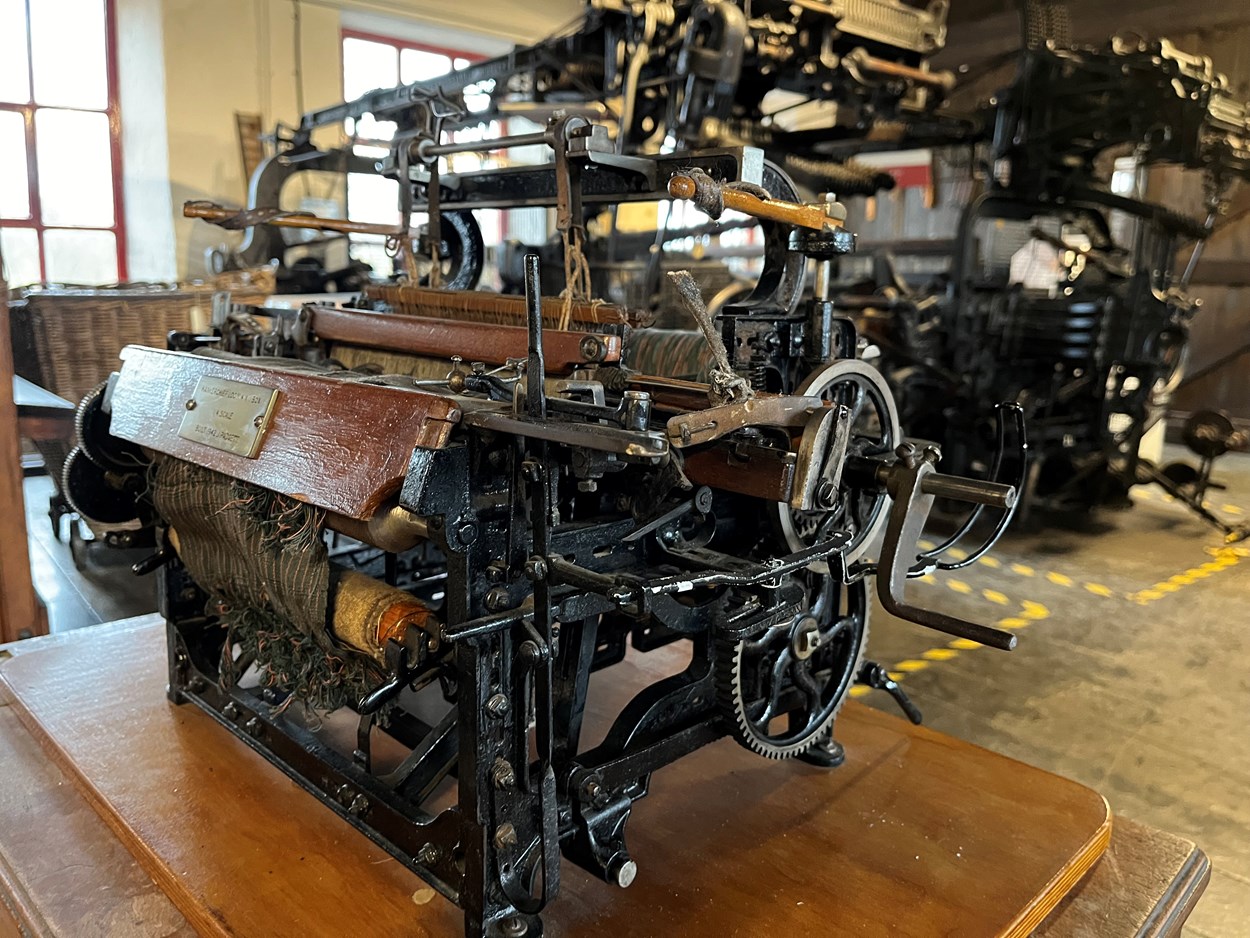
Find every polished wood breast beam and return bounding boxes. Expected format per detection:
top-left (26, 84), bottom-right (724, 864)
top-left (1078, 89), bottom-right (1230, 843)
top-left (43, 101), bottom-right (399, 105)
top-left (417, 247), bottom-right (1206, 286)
top-left (308, 305), bottom-right (622, 370)
top-left (108, 347), bottom-right (461, 520)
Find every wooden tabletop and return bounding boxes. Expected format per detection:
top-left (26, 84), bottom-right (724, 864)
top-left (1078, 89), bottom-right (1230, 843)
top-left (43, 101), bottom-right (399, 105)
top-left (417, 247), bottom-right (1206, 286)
top-left (0, 619), bottom-right (1206, 938)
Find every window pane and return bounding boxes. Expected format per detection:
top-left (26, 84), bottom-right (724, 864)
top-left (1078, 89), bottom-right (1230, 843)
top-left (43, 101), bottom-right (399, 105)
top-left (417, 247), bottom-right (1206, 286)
top-left (400, 49), bottom-right (451, 83)
top-left (0, 111), bottom-right (30, 218)
top-left (343, 38), bottom-right (398, 99)
top-left (36, 109), bottom-right (115, 226)
top-left (348, 234), bottom-right (394, 278)
top-left (347, 114), bottom-right (396, 143)
top-left (346, 172), bottom-right (399, 226)
top-left (43, 228), bottom-right (116, 284)
top-left (30, 0), bottom-right (108, 109)
top-left (0, 0), bottom-right (30, 103)
top-left (0, 227), bottom-right (40, 286)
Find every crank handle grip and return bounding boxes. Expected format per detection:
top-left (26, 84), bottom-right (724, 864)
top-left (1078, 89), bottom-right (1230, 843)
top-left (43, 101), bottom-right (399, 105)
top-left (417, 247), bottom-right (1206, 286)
top-left (921, 473), bottom-right (1016, 510)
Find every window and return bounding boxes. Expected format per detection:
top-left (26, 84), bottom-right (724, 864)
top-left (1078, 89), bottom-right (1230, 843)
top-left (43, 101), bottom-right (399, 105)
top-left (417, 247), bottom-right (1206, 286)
top-left (340, 29), bottom-right (505, 281)
top-left (0, 0), bottom-right (126, 287)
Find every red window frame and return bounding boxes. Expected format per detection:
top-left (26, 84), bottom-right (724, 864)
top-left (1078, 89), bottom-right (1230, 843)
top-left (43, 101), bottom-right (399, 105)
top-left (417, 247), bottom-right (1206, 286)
top-left (0, 0), bottom-right (127, 283)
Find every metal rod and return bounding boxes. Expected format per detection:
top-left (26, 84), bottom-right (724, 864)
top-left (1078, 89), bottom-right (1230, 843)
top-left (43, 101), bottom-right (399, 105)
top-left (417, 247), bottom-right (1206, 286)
top-left (920, 473), bottom-right (1017, 510)
top-left (422, 130), bottom-right (551, 159)
top-left (524, 253), bottom-right (547, 421)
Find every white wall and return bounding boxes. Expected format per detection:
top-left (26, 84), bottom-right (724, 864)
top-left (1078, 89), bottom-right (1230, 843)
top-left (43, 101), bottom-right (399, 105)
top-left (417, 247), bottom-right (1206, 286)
top-left (117, 0), bottom-right (580, 278)
top-left (116, 0), bottom-right (177, 281)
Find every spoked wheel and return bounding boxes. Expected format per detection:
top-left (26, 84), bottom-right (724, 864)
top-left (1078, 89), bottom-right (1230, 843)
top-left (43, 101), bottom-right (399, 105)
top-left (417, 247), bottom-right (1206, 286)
top-left (775, 360), bottom-right (901, 569)
top-left (715, 576), bottom-right (868, 759)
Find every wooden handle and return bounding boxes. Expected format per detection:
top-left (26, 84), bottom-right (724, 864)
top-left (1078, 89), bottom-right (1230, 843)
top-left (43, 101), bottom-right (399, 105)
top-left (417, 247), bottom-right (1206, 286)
top-left (668, 175), bottom-right (842, 231)
top-left (183, 202), bottom-right (406, 238)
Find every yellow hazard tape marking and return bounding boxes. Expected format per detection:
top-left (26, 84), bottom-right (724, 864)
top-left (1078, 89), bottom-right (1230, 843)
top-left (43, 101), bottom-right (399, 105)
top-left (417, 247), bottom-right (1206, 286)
top-left (894, 659), bottom-right (929, 673)
top-left (867, 544), bottom-right (1244, 712)
top-left (1020, 600), bottom-right (1050, 619)
top-left (1127, 546), bottom-right (1247, 604)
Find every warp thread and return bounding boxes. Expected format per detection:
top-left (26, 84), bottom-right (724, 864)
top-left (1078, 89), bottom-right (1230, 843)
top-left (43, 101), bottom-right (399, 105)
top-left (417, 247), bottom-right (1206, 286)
top-left (665, 269), bottom-right (753, 405)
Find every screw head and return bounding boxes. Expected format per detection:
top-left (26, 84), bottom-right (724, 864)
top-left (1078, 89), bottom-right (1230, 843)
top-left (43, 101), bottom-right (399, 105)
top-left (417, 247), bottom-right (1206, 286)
top-left (222, 702), bottom-right (240, 721)
top-left (491, 758), bottom-right (517, 790)
top-left (816, 480), bottom-right (837, 509)
top-left (484, 586), bottom-right (511, 611)
top-left (486, 693), bottom-right (509, 718)
top-left (184, 399), bottom-right (197, 410)
top-left (579, 335), bottom-right (605, 361)
top-left (494, 822), bottom-right (518, 849)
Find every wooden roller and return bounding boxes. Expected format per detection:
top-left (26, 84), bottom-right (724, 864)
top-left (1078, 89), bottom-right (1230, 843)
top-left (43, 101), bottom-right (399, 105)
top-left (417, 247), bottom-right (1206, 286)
top-left (667, 175), bottom-right (844, 231)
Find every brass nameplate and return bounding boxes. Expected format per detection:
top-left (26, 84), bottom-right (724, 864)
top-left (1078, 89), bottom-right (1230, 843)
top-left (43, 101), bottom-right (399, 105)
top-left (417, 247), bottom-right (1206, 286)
top-left (178, 376), bottom-right (278, 458)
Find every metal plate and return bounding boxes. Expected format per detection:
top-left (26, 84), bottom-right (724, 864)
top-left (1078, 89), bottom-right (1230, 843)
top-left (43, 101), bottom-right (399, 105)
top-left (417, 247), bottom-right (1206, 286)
top-left (177, 375), bottom-right (277, 458)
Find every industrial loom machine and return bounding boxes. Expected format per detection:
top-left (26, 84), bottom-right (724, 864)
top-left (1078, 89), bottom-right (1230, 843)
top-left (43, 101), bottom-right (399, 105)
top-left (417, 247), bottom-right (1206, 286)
top-left (61, 5), bottom-right (1033, 936)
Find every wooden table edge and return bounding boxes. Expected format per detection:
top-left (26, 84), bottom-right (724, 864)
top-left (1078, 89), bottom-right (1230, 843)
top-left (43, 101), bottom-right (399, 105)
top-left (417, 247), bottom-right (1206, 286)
top-left (0, 668), bottom-right (231, 938)
top-left (1140, 844), bottom-right (1211, 937)
top-left (1003, 796), bottom-right (1114, 937)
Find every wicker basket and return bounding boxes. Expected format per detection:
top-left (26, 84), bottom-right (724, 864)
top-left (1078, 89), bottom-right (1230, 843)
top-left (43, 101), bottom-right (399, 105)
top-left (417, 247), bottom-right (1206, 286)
top-left (13, 269), bottom-right (273, 402)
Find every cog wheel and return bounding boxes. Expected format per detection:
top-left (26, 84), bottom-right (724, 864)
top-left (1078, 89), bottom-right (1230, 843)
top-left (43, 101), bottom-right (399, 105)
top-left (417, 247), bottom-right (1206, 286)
top-left (715, 576), bottom-right (868, 759)
top-left (775, 360), bottom-right (900, 569)
top-left (75, 380), bottom-right (147, 473)
top-left (61, 446), bottom-right (143, 526)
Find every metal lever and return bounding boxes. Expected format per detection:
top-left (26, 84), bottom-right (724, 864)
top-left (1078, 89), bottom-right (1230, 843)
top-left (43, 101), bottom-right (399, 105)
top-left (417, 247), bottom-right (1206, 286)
top-left (857, 662), bottom-right (923, 725)
top-left (875, 445), bottom-right (1018, 652)
top-left (357, 640), bottom-right (424, 715)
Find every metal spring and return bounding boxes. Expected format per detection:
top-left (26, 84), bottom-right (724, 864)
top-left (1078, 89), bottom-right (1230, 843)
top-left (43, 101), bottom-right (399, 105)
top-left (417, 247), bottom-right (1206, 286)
top-left (748, 355), bottom-right (770, 391)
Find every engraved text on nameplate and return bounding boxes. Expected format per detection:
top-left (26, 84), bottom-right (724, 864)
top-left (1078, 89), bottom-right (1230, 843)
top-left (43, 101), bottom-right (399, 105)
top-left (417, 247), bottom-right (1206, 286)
top-left (177, 376), bottom-right (278, 458)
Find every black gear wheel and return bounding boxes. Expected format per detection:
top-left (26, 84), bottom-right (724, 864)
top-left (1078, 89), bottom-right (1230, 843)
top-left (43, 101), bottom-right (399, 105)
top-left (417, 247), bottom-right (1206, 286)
top-left (61, 446), bottom-right (143, 526)
top-left (715, 577), bottom-right (868, 759)
top-left (75, 380), bottom-right (147, 473)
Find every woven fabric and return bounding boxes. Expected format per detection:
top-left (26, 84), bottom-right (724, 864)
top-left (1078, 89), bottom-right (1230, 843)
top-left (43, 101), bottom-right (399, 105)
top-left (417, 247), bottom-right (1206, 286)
top-left (625, 329), bottom-right (714, 381)
top-left (152, 457), bottom-right (384, 711)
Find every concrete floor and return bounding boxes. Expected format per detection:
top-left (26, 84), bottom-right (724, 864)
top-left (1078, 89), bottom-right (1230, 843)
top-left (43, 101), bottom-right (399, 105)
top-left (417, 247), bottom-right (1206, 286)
top-left (19, 449), bottom-right (1250, 934)
top-left (862, 449), bottom-right (1250, 937)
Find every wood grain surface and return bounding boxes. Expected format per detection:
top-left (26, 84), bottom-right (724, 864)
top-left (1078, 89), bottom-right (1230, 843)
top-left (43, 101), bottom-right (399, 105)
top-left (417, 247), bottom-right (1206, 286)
top-left (0, 622), bottom-right (1114, 938)
top-left (0, 280), bottom-right (44, 643)
top-left (108, 347), bottom-right (462, 519)
top-left (308, 306), bottom-right (622, 370)
top-left (1035, 815), bottom-right (1209, 938)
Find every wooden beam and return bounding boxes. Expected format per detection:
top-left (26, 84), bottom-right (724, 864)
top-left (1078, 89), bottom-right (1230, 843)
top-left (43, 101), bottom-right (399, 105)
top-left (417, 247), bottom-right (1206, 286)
top-left (0, 274), bottom-right (46, 642)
